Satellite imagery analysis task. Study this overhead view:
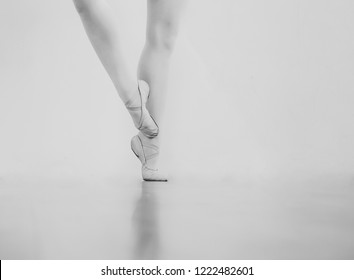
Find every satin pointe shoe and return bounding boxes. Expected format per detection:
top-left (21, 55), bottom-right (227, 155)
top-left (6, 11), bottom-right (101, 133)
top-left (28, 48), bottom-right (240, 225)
top-left (131, 134), bottom-right (168, 182)
top-left (126, 80), bottom-right (159, 138)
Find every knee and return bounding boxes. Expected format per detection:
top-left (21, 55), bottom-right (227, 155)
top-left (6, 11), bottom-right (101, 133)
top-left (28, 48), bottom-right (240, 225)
top-left (73, 0), bottom-right (93, 15)
top-left (147, 19), bottom-right (179, 52)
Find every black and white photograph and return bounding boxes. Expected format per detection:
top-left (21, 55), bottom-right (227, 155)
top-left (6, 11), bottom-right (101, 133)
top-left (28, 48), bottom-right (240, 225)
top-left (0, 0), bottom-right (354, 262)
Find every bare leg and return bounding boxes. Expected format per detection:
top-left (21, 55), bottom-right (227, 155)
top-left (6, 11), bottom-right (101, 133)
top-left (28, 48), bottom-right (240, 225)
top-left (139, 0), bottom-right (186, 122)
top-left (73, 0), bottom-right (135, 101)
top-left (137, 0), bottom-right (186, 171)
top-left (73, 0), bottom-right (158, 137)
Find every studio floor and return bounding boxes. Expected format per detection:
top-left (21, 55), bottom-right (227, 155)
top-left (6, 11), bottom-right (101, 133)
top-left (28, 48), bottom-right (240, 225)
top-left (0, 174), bottom-right (353, 260)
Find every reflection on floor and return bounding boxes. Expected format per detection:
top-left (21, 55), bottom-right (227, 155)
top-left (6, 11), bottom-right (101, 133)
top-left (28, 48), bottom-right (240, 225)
top-left (0, 175), bottom-right (353, 259)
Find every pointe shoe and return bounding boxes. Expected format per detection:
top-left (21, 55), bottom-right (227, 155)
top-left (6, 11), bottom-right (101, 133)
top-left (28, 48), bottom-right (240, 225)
top-left (131, 134), bottom-right (168, 182)
top-left (126, 80), bottom-right (159, 138)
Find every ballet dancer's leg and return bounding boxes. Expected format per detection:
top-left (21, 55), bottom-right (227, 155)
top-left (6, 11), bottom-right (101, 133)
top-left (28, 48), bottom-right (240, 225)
top-left (131, 0), bottom-right (187, 180)
top-left (72, 0), bottom-right (158, 137)
top-left (139, 0), bottom-right (186, 122)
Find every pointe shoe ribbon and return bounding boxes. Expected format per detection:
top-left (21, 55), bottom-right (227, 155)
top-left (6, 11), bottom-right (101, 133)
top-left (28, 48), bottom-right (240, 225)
top-left (126, 80), bottom-right (159, 138)
top-left (131, 134), bottom-right (167, 182)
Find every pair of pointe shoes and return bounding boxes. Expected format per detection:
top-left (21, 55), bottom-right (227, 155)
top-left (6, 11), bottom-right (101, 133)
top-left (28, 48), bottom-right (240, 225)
top-left (126, 80), bottom-right (167, 182)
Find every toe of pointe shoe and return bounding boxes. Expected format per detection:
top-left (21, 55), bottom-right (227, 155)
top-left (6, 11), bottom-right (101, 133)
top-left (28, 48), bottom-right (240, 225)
top-left (142, 166), bottom-right (168, 182)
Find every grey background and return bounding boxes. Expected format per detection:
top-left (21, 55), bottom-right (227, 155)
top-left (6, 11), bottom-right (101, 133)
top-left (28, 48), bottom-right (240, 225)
top-left (0, 0), bottom-right (354, 259)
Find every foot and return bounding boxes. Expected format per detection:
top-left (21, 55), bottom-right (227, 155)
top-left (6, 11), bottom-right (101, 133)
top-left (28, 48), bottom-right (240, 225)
top-left (125, 80), bottom-right (159, 138)
top-left (130, 132), bottom-right (167, 182)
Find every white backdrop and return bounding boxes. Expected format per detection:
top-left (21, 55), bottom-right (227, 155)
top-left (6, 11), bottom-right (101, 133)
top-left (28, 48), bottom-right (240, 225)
top-left (1, 0), bottom-right (354, 182)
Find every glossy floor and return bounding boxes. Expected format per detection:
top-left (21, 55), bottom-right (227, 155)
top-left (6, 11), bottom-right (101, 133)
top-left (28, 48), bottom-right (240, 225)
top-left (0, 175), bottom-right (353, 259)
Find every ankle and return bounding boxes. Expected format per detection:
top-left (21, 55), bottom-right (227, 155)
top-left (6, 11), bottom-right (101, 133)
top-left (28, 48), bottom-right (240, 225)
top-left (123, 80), bottom-right (149, 108)
top-left (123, 87), bottom-right (140, 108)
